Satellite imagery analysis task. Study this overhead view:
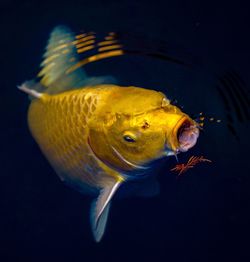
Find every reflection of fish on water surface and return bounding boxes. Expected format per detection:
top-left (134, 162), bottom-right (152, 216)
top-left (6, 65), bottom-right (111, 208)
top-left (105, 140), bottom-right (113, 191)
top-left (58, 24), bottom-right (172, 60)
top-left (18, 26), bottom-right (201, 242)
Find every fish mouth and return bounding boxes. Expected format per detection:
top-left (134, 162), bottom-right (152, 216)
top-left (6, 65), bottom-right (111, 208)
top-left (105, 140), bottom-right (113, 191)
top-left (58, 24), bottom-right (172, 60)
top-left (169, 116), bottom-right (199, 153)
top-left (175, 117), bottom-right (199, 152)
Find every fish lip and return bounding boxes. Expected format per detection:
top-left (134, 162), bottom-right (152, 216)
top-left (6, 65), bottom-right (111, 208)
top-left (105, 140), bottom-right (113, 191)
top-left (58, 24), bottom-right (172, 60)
top-left (170, 116), bottom-right (199, 152)
top-left (169, 116), bottom-right (190, 151)
top-left (176, 119), bottom-right (199, 152)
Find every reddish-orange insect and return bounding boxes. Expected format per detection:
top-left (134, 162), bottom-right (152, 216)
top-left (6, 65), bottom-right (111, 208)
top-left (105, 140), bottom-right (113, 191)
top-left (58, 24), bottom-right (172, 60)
top-left (171, 156), bottom-right (212, 176)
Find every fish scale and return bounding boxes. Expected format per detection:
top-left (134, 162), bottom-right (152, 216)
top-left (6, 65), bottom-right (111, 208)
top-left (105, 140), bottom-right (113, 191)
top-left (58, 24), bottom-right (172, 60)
top-left (28, 88), bottom-right (110, 189)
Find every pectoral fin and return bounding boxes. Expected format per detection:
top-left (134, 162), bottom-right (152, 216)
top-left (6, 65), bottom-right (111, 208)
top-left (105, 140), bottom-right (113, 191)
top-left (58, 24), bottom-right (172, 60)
top-left (90, 180), bottom-right (122, 242)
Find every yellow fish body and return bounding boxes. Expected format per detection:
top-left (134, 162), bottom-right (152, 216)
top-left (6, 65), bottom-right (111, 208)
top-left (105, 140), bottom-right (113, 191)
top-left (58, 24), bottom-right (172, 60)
top-left (19, 26), bottom-right (199, 242)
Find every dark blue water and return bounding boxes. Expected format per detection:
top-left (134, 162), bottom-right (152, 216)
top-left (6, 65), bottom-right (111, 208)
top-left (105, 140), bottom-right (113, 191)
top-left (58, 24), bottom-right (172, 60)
top-left (1, 1), bottom-right (250, 261)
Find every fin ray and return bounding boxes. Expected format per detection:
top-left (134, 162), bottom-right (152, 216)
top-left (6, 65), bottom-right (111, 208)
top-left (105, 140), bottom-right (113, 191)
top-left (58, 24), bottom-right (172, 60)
top-left (26, 25), bottom-right (191, 96)
top-left (90, 180), bottom-right (121, 242)
top-left (38, 25), bottom-right (88, 93)
top-left (17, 81), bottom-right (43, 99)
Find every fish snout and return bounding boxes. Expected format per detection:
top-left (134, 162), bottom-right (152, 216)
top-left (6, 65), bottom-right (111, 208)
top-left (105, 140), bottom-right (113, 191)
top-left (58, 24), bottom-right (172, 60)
top-left (177, 118), bottom-right (199, 152)
top-left (167, 116), bottom-right (199, 152)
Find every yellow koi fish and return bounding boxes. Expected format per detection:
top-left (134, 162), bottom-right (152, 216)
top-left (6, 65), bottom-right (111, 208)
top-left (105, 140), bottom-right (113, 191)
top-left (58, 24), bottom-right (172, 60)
top-left (19, 26), bottom-right (199, 242)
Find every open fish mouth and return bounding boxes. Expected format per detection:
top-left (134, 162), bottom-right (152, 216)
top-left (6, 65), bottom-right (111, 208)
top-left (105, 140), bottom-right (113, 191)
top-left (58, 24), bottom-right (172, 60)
top-left (177, 119), bottom-right (199, 152)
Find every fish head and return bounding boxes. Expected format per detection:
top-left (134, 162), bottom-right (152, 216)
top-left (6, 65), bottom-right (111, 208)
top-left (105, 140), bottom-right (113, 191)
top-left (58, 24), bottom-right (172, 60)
top-left (88, 87), bottom-right (199, 174)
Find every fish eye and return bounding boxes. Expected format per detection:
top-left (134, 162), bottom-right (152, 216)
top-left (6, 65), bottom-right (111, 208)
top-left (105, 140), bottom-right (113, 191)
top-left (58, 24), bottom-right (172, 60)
top-left (123, 131), bottom-right (137, 142)
top-left (123, 135), bottom-right (135, 142)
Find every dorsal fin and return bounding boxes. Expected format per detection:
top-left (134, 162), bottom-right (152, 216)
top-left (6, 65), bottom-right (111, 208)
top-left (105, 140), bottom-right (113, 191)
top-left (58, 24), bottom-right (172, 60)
top-left (37, 26), bottom-right (122, 94)
top-left (36, 26), bottom-right (191, 95)
top-left (65, 31), bottom-right (124, 75)
top-left (38, 26), bottom-right (88, 94)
